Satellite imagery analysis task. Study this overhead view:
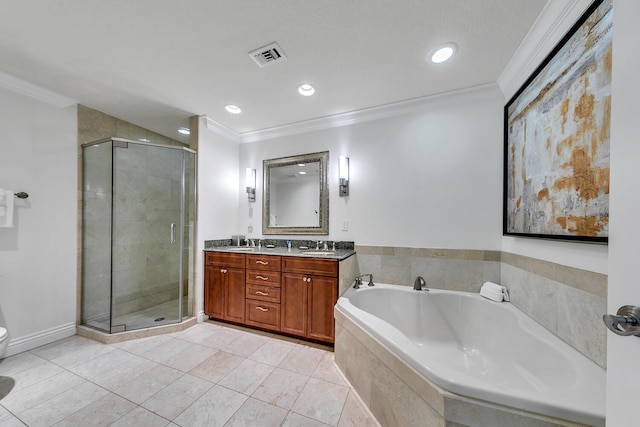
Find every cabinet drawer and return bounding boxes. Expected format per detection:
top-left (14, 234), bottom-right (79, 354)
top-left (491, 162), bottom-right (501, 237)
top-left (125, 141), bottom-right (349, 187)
top-left (281, 256), bottom-right (338, 277)
top-left (246, 254), bottom-right (281, 271)
top-left (245, 300), bottom-right (280, 330)
top-left (246, 270), bottom-right (281, 287)
top-left (206, 252), bottom-right (245, 268)
top-left (246, 284), bottom-right (281, 303)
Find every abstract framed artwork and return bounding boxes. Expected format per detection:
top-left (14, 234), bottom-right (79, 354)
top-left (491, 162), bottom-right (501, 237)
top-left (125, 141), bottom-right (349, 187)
top-left (504, 0), bottom-right (612, 243)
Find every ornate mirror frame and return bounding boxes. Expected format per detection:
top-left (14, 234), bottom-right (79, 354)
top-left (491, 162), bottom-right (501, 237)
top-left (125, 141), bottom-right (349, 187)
top-left (262, 151), bottom-right (329, 235)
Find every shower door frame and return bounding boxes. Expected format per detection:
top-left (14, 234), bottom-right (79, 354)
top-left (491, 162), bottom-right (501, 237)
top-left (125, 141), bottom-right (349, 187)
top-left (81, 137), bottom-right (196, 333)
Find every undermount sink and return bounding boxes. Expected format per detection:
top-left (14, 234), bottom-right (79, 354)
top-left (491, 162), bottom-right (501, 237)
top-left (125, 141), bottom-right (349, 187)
top-left (302, 251), bottom-right (336, 255)
top-left (228, 247), bottom-right (255, 251)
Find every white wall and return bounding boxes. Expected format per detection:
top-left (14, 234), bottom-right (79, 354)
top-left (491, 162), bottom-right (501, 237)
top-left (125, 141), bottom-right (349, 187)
top-left (239, 85), bottom-right (504, 250)
top-left (498, 0), bottom-right (608, 275)
top-left (196, 118), bottom-right (240, 319)
top-left (0, 86), bottom-right (77, 355)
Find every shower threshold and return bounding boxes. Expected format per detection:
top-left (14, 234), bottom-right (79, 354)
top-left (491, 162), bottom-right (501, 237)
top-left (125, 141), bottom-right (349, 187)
top-left (77, 316), bottom-right (197, 345)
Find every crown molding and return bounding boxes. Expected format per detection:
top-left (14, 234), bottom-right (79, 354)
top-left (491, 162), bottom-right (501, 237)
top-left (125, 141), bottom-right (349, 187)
top-left (498, 0), bottom-right (592, 101)
top-left (203, 83), bottom-right (500, 144)
top-left (0, 70), bottom-right (76, 108)
top-left (202, 115), bottom-right (241, 142)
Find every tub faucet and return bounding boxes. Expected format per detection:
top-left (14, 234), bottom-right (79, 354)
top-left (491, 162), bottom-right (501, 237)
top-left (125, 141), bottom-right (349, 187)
top-left (353, 274), bottom-right (374, 289)
top-left (414, 276), bottom-right (428, 291)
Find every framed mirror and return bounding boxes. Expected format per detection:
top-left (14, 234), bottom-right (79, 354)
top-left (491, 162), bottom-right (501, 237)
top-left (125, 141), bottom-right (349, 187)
top-left (262, 151), bottom-right (329, 235)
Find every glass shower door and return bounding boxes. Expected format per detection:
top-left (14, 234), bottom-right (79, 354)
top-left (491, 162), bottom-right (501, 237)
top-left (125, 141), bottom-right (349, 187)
top-left (110, 141), bottom-right (185, 331)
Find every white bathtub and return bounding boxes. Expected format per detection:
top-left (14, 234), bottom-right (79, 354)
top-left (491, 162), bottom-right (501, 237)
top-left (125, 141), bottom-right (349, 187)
top-left (336, 283), bottom-right (605, 426)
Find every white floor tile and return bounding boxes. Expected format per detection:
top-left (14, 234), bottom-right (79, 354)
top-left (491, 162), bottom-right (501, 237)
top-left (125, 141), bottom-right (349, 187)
top-left (114, 365), bottom-right (183, 405)
top-left (224, 397), bottom-right (288, 427)
top-left (281, 411), bottom-right (332, 427)
top-left (222, 333), bottom-right (269, 357)
top-left (17, 380), bottom-right (108, 427)
top-left (292, 377), bottom-right (350, 426)
top-left (141, 373), bottom-right (213, 420)
top-left (52, 392), bottom-right (137, 426)
top-left (278, 345), bottom-right (326, 376)
top-left (188, 350), bottom-right (243, 383)
top-left (252, 367), bottom-right (309, 410)
top-left (1, 371), bottom-right (85, 414)
top-left (0, 323), bottom-right (377, 426)
top-left (218, 359), bottom-right (274, 395)
top-left (248, 338), bottom-right (296, 366)
top-left (172, 384), bottom-right (247, 427)
top-left (109, 407), bottom-right (170, 427)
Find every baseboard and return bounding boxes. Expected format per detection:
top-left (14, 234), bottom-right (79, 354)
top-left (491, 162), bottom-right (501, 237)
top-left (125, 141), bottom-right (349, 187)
top-left (5, 322), bottom-right (77, 357)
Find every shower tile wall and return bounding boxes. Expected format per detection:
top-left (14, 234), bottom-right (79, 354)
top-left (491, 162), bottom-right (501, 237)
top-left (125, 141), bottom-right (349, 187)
top-left (352, 246), bottom-right (607, 368)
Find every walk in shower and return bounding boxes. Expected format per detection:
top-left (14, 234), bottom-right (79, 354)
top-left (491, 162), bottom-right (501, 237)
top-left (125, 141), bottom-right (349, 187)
top-left (81, 138), bottom-right (196, 333)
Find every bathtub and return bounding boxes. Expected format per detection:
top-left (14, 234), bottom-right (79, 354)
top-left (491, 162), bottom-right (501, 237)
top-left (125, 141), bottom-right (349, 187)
top-left (335, 283), bottom-right (605, 426)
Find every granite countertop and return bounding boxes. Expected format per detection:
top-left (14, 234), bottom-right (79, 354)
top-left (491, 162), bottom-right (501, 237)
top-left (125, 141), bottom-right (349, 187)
top-left (204, 240), bottom-right (356, 261)
top-left (204, 244), bottom-right (355, 260)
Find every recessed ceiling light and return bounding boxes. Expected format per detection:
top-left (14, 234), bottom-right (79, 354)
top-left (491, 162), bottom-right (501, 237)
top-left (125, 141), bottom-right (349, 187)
top-left (178, 127), bottom-right (190, 135)
top-left (429, 42), bottom-right (458, 64)
top-left (298, 84), bottom-right (315, 96)
top-left (299, 171), bottom-right (307, 175)
top-left (225, 104), bottom-right (242, 114)
top-left (298, 163), bottom-right (305, 167)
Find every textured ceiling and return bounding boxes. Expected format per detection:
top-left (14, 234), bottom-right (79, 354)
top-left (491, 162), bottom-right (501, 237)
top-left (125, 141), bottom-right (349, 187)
top-left (0, 0), bottom-right (548, 143)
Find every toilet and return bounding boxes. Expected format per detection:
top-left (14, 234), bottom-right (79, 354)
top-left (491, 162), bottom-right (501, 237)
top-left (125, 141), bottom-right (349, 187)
top-left (0, 327), bottom-right (8, 358)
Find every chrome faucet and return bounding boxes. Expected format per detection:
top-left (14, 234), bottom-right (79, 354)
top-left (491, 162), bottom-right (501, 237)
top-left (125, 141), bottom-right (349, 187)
top-left (353, 274), bottom-right (374, 289)
top-left (414, 276), bottom-right (428, 291)
top-left (316, 240), bottom-right (323, 250)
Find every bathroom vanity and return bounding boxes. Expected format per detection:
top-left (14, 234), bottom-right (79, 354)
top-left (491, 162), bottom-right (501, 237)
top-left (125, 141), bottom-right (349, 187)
top-left (204, 245), bottom-right (355, 344)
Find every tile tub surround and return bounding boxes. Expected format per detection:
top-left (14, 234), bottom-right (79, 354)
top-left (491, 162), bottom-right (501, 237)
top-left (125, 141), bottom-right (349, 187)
top-left (1, 321), bottom-right (379, 426)
top-left (353, 245), bottom-right (607, 368)
top-left (335, 309), bottom-right (597, 427)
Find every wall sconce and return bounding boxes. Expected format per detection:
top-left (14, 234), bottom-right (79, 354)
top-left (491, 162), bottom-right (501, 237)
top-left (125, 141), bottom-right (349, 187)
top-left (245, 168), bottom-right (256, 202)
top-left (339, 156), bottom-right (349, 197)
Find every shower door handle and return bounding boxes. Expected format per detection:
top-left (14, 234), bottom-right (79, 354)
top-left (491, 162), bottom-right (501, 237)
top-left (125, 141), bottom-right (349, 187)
top-left (170, 223), bottom-right (177, 244)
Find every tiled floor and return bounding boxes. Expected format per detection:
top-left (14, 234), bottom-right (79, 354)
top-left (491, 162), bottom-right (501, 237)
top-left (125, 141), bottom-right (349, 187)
top-left (0, 322), bottom-right (379, 427)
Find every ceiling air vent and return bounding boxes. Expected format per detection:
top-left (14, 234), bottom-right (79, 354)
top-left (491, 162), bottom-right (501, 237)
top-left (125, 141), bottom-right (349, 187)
top-left (249, 42), bottom-right (287, 68)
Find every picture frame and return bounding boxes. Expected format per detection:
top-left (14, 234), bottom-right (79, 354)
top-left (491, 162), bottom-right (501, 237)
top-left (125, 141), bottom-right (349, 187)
top-left (503, 0), bottom-right (612, 243)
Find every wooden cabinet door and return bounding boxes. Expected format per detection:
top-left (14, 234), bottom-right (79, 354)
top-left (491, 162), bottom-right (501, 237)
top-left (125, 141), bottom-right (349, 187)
top-left (281, 273), bottom-right (308, 337)
top-left (307, 276), bottom-right (338, 342)
top-left (224, 267), bottom-right (245, 323)
top-left (204, 266), bottom-right (224, 319)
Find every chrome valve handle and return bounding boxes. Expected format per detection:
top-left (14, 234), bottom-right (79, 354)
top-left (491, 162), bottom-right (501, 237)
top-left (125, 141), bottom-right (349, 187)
top-left (603, 305), bottom-right (640, 336)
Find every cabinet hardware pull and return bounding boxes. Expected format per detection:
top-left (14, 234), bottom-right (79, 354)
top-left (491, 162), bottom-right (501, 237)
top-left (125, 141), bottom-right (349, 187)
top-left (255, 291), bottom-right (269, 296)
top-left (256, 275), bottom-right (269, 280)
top-left (256, 261), bottom-right (269, 265)
top-left (256, 306), bottom-right (268, 311)
top-left (220, 269), bottom-right (227, 273)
